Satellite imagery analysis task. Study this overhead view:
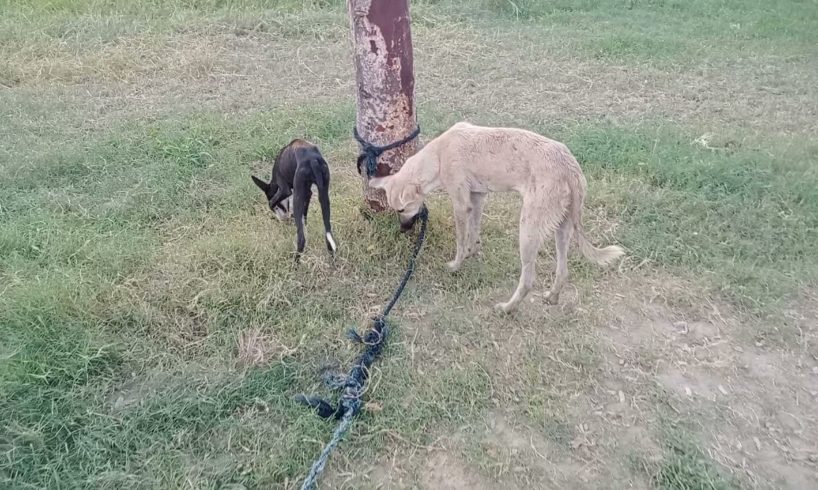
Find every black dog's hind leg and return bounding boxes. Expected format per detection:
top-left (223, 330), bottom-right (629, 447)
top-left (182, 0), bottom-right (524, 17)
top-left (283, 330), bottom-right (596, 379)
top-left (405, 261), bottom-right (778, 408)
top-left (310, 158), bottom-right (336, 255)
top-left (291, 174), bottom-right (311, 262)
top-left (302, 188), bottom-right (312, 227)
top-left (318, 184), bottom-right (335, 254)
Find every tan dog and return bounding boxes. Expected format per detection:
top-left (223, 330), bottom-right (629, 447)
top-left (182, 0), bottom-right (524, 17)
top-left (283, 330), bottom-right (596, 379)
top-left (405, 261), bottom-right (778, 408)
top-left (369, 122), bottom-right (623, 313)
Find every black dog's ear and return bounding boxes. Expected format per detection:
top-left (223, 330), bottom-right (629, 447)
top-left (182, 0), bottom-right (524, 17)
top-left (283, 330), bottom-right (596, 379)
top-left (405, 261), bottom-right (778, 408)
top-left (251, 175), bottom-right (270, 192)
top-left (356, 154), bottom-right (366, 175)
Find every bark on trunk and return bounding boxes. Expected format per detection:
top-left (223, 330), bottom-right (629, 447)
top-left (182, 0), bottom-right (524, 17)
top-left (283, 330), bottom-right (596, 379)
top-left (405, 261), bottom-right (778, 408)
top-left (347, 0), bottom-right (418, 211)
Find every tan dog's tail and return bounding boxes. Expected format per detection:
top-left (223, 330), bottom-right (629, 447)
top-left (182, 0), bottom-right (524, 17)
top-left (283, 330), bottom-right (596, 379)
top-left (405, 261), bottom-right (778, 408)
top-left (576, 233), bottom-right (624, 265)
top-left (570, 179), bottom-right (624, 266)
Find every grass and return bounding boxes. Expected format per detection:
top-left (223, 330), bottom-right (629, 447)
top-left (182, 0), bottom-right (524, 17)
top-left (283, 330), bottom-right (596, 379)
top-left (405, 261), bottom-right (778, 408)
top-left (2, 0), bottom-right (817, 488)
top-left (565, 124), bottom-right (818, 311)
top-left (653, 421), bottom-right (738, 490)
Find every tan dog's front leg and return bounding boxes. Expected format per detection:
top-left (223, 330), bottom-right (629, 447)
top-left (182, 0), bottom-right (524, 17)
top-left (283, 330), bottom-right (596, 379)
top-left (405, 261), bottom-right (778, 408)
top-left (446, 189), bottom-right (472, 272)
top-left (467, 192), bottom-right (486, 258)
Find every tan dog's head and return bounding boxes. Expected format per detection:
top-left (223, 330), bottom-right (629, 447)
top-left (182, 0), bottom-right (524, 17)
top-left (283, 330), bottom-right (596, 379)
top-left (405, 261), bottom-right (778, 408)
top-left (369, 176), bottom-right (425, 232)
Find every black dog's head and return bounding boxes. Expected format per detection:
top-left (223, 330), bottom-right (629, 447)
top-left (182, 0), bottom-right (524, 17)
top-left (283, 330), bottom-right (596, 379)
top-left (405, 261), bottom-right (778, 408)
top-left (251, 175), bottom-right (277, 210)
top-left (251, 175), bottom-right (290, 220)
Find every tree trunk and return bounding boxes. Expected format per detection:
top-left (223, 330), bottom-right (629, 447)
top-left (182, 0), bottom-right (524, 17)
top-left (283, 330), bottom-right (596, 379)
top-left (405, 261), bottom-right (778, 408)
top-left (347, 0), bottom-right (418, 211)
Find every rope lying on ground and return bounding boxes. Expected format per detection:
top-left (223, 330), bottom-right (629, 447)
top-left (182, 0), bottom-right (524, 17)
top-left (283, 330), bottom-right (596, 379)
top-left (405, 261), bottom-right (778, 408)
top-left (354, 125), bottom-right (421, 177)
top-left (296, 206), bottom-right (429, 490)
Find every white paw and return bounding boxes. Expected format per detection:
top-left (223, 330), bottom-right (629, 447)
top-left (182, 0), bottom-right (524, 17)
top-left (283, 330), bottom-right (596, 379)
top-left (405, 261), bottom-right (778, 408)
top-left (446, 260), bottom-right (460, 273)
top-left (494, 302), bottom-right (513, 314)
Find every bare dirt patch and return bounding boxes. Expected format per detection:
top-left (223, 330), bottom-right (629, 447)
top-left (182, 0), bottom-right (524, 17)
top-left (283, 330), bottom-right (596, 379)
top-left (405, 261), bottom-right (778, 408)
top-left (421, 451), bottom-right (495, 490)
top-left (594, 273), bottom-right (818, 488)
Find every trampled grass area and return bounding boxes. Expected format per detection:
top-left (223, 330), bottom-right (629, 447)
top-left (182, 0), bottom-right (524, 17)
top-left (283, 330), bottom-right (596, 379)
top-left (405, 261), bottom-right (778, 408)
top-left (2, 1), bottom-right (817, 488)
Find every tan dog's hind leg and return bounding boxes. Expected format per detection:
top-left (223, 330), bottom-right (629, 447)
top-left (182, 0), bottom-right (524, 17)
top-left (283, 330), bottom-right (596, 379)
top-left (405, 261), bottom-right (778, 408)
top-left (446, 187), bottom-right (472, 272)
top-left (544, 219), bottom-right (573, 305)
top-left (495, 198), bottom-right (549, 313)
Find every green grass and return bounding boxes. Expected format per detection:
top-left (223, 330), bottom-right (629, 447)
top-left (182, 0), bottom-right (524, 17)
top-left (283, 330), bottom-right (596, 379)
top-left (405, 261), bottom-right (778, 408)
top-left (2, 0), bottom-right (817, 488)
top-left (653, 421), bottom-right (738, 490)
top-left (564, 125), bottom-right (818, 311)
top-left (3, 358), bottom-right (305, 487)
top-left (419, 0), bottom-right (818, 66)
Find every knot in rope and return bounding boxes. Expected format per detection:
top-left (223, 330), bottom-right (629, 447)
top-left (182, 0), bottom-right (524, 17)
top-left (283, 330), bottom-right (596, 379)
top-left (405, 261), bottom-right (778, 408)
top-left (354, 125), bottom-right (421, 177)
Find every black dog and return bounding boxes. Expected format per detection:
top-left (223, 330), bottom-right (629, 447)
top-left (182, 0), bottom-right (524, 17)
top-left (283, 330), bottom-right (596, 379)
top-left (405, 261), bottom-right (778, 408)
top-left (251, 139), bottom-right (336, 259)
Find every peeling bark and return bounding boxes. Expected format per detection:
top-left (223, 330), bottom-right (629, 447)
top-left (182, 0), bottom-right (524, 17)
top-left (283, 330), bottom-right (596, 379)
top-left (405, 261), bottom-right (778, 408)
top-left (348, 0), bottom-right (418, 211)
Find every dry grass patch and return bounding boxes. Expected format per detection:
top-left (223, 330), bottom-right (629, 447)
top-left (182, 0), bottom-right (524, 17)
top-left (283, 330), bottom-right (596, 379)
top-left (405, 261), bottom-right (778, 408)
top-left (236, 327), bottom-right (298, 368)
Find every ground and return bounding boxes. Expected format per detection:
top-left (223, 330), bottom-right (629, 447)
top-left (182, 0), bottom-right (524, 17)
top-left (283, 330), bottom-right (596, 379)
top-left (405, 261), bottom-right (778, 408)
top-left (1, 0), bottom-right (817, 489)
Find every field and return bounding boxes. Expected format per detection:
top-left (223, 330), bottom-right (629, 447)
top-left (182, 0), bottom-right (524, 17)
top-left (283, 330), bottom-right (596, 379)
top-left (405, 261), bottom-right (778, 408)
top-left (2, 0), bottom-right (817, 488)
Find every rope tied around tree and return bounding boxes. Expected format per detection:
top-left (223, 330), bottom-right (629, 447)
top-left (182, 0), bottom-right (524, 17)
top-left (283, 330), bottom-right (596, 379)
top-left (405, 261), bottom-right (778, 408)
top-left (354, 125), bottom-right (421, 177)
top-left (296, 205), bottom-right (429, 490)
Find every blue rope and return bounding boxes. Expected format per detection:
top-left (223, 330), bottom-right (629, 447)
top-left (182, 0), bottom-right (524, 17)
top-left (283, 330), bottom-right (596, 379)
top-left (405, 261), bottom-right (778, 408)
top-left (299, 409), bottom-right (354, 490)
top-left (296, 206), bottom-right (429, 489)
top-left (354, 125), bottom-right (421, 177)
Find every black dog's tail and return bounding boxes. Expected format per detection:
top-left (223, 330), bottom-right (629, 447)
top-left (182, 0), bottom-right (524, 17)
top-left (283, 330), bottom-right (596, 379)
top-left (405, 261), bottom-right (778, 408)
top-left (309, 158), bottom-right (336, 253)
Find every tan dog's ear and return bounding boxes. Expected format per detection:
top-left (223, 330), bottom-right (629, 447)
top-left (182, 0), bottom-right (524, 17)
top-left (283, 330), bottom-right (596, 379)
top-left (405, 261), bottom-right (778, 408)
top-left (368, 176), bottom-right (389, 190)
top-left (398, 183), bottom-right (422, 208)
